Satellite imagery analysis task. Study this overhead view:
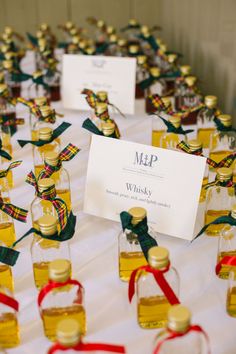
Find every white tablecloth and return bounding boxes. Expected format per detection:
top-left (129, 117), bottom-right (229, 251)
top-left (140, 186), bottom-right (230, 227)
top-left (5, 52), bottom-right (235, 354)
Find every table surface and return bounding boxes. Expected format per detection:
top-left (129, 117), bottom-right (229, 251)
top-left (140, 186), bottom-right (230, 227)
top-left (4, 52), bottom-right (236, 354)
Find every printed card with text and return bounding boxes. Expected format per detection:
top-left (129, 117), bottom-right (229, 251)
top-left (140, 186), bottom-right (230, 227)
top-left (84, 136), bottom-right (206, 241)
top-left (62, 54), bottom-right (136, 114)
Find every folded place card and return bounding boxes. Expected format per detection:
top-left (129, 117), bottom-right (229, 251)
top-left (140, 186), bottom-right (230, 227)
top-left (62, 54), bottom-right (136, 114)
top-left (84, 136), bottom-right (207, 241)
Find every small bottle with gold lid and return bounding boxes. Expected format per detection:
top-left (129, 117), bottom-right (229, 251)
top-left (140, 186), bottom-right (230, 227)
top-left (144, 67), bottom-right (167, 114)
top-left (0, 182), bottom-right (16, 247)
top-left (197, 95), bottom-right (218, 149)
top-left (0, 124), bottom-right (12, 163)
top-left (209, 114), bottom-right (236, 172)
top-left (187, 139), bottom-right (209, 203)
top-left (174, 66), bottom-right (191, 110)
top-left (32, 105), bottom-right (59, 142)
top-left (152, 97), bottom-right (171, 147)
top-left (118, 207), bottom-right (158, 282)
top-left (153, 305), bottom-right (207, 354)
top-left (31, 178), bottom-right (57, 231)
top-left (0, 241), bottom-right (14, 292)
top-left (31, 215), bottom-right (71, 289)
top-left (137, 246), bottom-right (179, 329)
top-left (128, 44), bottom-right (141, 58)
top-left (33, 127), bottom-right (60, 178)
top-left (47, 319), bottom-right (80, 353)
top-left (216, 205), bottom-right (236, 279)
top-left (136, 55), bottom-right (148, 99)
top-left (29, 96), bottom-right (48, 140)
top-left (160, 116), bottom-right (187, 150)
top-left (44, 151), bottom-right (71, 211)
top-left (91, 102), bottom-right (109, 129)
top-left (205, 167), bottom-right (235, 236)
top-left (39, 259), bottom-right (86, 341)
top-left (0, 286), bottom-right (20, 348)
top-left (0, 83), bottom-right (16, 136)
top-left (101, 121), bottom-right (117, 138)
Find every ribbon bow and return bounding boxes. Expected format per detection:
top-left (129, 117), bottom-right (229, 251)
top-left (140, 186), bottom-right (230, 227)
top-left (120, 211), bottom-right (158, 261)
top-left (194, 211), bottom-right (236, 240)
top-left (0, 291), bottom-right (19, 312)
top-left (203, 174), bottom-right (235, 193)
top-left (82, 118), bottom-right (118, 139)
top-left (0, 196), bottom-right (27, 223)
top-left (177, 141), bottom-right (236, 168)
top-left (154, 115), bottom-right (194, 135)
top-left (214, 117), bottom-right (236, 132)
top-left (128, 264), bottom-right (180, 304)
top-left (137, 33), bottom-right (159, 51)
top-left (38, 143), bottom-right (80, 179)
top-left (48, 342), bottom-right (126, 353)
top-left (18, 122), bottom-right (71, 147)
top-left (0, 138), bottom-right (12, 160)
top-left (148, 94), bottom-right (172, 114)
top-left (153, 325), bottom-right (211, 354)
top-left (26, 171), bottom-right (68, 231)
top-left (0, 160), bottom-right (22, 178)
top-left (139, 74), bottom-right (163, 91)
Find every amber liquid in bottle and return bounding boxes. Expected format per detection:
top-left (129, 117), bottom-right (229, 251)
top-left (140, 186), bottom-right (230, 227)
top-left (209, 150), bottom-right (232, 171)
top-left (0, 171), bottom-right (13, 189)
top-left (56, 189), bottom-right (71, 212)
top-left (199, 176), bottom-right (208, 203)
top-left (0, 312), bottom-right (20, 348)
top-left (42, 304), bottom-right (86, 341)
top-left (217, 250), bottom-right (236, 279)
top-left (227, 287), bottom-right (236, 317)
top-left (138, 295), bottom-right (171, 329)
top-left (197, 127), bottom-right (215, 149)
top-left (161, 133), bottom-right (180, 149)
top-left (152, 130), bottom-right (165, 148)
top-left (205, 210), bottom-right (229, 236)
top-left (119, 251), bottom-right (147, 282)
top-left (0, 222), bottom-right (16, 247)
top-left (0, 265), bottom-right (14, 292)
top-left (34, 164), bottom-right (44, 178)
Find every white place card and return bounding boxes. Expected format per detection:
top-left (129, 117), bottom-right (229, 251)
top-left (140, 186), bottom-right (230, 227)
top-left (62, 54), bottom-right (136, 114)
top-left (84, 136), bottom-right (207, 241)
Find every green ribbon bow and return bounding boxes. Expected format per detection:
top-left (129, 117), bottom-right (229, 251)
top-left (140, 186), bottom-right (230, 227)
top-left (26, 32), bottom-right (38, 47)
top-left (155, 115), bottom-right (194, 135)
top-left (0, 211), bottom-right (76, 267)
top-left (214, 117), bottom-right (236, 132)
top-left (0, 138), bottom-right (12, 160)
top-left (194, 212), bottom-right (236, 240)
top-left (82, 118), bottom-right (117, 138)
top-left (161, 70), bottom-right (181, 79)
top-left (120, 211), bottom-right (158, 261)
top-left (11, 70), bottom-right (32, 83)
top-left (139, 75), bottom-right (163, 90)
top-left (17, 122), bottom-right (71, 147)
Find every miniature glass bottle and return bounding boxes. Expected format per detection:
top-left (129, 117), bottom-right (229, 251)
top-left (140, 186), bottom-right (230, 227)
top-left (145, 67), bottom-right (165, 112)
top-left (136, 55), bottom-right (148, 99)
top-left (30, 96), bottom-right (48, 140)
top-left (0, 163), bottom-right (13, 191)
top-left (33, 127), bottom-right (60, 178)
top-left (209, 114), bottom-right (236, 170)
top-left (0, 124), bottom-right (12, 164)
top-left (2, 60), bottom-right (21, 99)
top-left (160, 116), bottom-right (186, 150)
top-left (0, 242), bottom-right (14, 292)
top-left (0, 287), bottom-right (20, 348)
top-left (205, 168), bottom-right (235, 236)
top-left (197, 95), bottom-right (218, 149)
top-left (31, 214), bottom-right (71, 290)
top-left (0, 84), bottom-right (16, 136)
top-left (47, 319), bottom-right (80, 353)
top-left (0, 183), bottom-right (16, 247)
top-left (44, 69), bottom-right (61, 102)
top-left (174, 65), bottom-right (191, 111)
top-left (137, 246), bottom-right (179, 329)
top-left (118, 207), bottom-right (158, 282)
top-left (40, 259), bottom-right (86, 341)
top-left (31, 177), bottom-right (57, 231)
top-left (217, 206), bottom-right (236, 279)
top-left (152, 97), bottom-right (171, 147)
top-left (153, 305), bottom-right (207, 354)
top-left (44, 151), bottom-right (71, 211)
top-left (226, 270), bottom-right (236, 317)
top-left (32, 105), bottom-right (59, 143)
top-left (92, 102), bottom-right (108, 129)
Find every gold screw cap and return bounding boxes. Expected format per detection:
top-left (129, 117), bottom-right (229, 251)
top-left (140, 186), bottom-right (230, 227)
top-left (38, 177), bottom-right (55, 192)
top-left (168, 305), bottom-right (191, 333)
top-left (216, 167), bottom-right (233, 182)
top-left (185, 76), bottom-right (197, 87)
top-left (102, 121), bottom-right (115, 136)
top-left (231, 204), bottom-right (236, 219)
top-left (128, 207), bottom-right (147, 225)
top-left (49, 259), bottom-right (71, 282)
top-left (97, 91), bottom-right (108, 102)
top-left (188, 139), bottom-right (202, 151)
top-left (204, 95), bottom-right (217, 109)
top-left (148, 246), bottom-right (169, 269)
top-left (38, 215), bottom-right (57, 236)
top-left (180, 65), bottom-right (191, 76)
top-left (44, 151), bottom-right (59, 167)
top-left (34, 96), bottom-right (47, 107)
top-left (218, 114), bottom-right (232, 127)
top-left (169, 116), bottom-right (181, 128)
top-left (150, 67), bottom-right (161, 78)
top-left (56, 319), bottom-right (80, 346)
top-left (39, 127), bottom-right (53, 141)
top-left (129, 45), bottom-right (139, 54)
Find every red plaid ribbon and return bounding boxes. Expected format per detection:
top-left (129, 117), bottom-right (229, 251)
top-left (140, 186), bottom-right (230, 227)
top-left (81, 89), bottom-right (97, 108)
top-left (38, 143), bottom-right (80, 179)
top-left (26, 171), bottom-right (68, 231)
top-left (177, 141), bottom-right (236, 168)
top-left (48, 342), bottom-right (126, 353)
top-left (0, 117), bottom-right (25, 126)
top-left (0, 160), bottom-right (22, 178)
top-left (0, 196), bottom-right (28, 222)
top-left (148, 94), bottom-right (168, 112)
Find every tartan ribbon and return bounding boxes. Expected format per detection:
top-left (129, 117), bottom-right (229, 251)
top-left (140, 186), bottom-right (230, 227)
top-left (48, 342), bottom-right (126, 353)
top-left (203, 174), bottom-right (234, 193)
top-left (153, 325), bottom-right (210, 354)
top-left (0, 87), bottom-right (16, 105)
top-left (148, 94), bottom-right (172, 114)
top-left (0, 196), bottom-right (27, 222)
top-left (0, 138), bottom-right (12, 160)
top-left (0, 292), bottom-right (19, 312)
top-left (38, 278), bottom-right (84, 308)
top-left (0, 160), bottom-right (22, 178)
top-left (18, 122), bottom-right (71, 147)
top-left (177, 141), bottom-right (236, 168)
top-left (38, 143), bottom-right (80, 179)
top-left (120, 211), bottom-right (158, 261)
top-left (128, 264), bottom-right (180, 304)
top-left (214, 117), bottom-right (236, 132)
top-left (154, 115), bottom-right (194, 135)
top-left (194, 212), bottom-right (236, 240)
top-left (0, 115), bottom-right (25, 127)
top-left (82, 118), bottom-right (118, 139)
top-left (215, 256), bottom-right (236, 275)
top-left (26, 171), bottom-right (68, 231)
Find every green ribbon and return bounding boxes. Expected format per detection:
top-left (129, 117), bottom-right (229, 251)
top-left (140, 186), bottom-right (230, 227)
top-left (11, 71), bottom-right (32, 83)
top-left (32, 75), bottom-right (49, 89)
top-left (161, 70), bottom-right (181, 79)
top-left (0, 115), bottom-right (17, 136)
top-left (120, 211), bottom-right (158, 261)
top-left (0, 139), bottom-right (12, 160)
top-left (155, 115), bottom-right (194, 135)
top-left (18, 122), bottom-right (71, 147)
top-left (0, 211), bottom-right (76, 267)
top-left (96, 42), bottom-right (109, 54)
top-left (82, 118), bottom-right (117, 138)
top-left (194, 212), bottom-right (236, 241)
top-left (27, 32), bottom-right (38, 47)
top-left (214, 117), bottom-right (236, 132)
top-left (137, 34), bottom-right (159, 51)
